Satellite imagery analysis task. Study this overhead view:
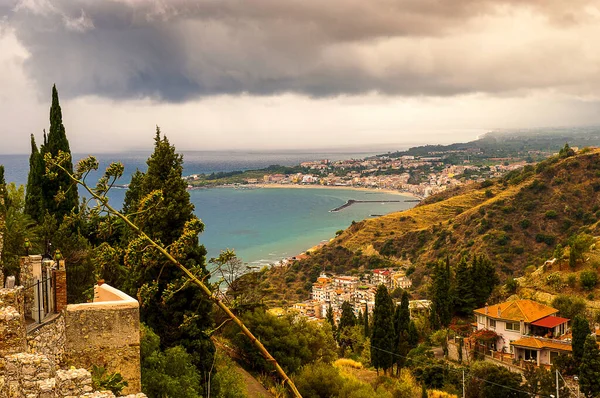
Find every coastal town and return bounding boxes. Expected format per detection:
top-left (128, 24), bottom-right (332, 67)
top-left (186, 152), bottom-right (530, 198)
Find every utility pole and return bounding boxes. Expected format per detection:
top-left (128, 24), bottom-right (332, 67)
top-left (556, 368), bottom-right (560, 398)
top-left (462, 369), bottom-right (465, 398)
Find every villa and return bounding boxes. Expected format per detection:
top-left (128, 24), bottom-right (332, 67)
top-left (473, 299), bottom-right (571, 367)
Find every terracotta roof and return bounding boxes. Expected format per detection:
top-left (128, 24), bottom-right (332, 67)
top-left (473, 300), bottom-right (557, 323)
top-left (530, 316), bottom-right (570, 328)
top-left (510, 337), bottom-right (572, 352)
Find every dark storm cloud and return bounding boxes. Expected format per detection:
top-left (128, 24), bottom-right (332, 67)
top-left (3, 0), bottom-right (600, 101)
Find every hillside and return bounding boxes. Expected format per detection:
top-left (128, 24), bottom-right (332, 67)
top-left (240, 147), bottom-right (600, 306)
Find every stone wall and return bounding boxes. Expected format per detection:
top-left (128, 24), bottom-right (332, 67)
top-left (27, 313), bottom-right (66, 366)
top-left (0, 352), bottom-right (56, 397)
top-left (0, 287), bottom-right (26, 357)
top-left (64, 295), bottom-right (141, 394)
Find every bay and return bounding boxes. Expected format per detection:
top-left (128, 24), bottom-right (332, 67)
top-left (0, 151), bottom-right (417, 266)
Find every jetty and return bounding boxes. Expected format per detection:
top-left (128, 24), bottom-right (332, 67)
top-left (330, 199), bottom-right (408, 212)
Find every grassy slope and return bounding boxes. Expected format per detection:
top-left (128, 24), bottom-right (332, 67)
top-left (239, 148), bottom-right (600, 305)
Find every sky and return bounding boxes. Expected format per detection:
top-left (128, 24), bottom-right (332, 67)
top-left (1, 0), bottom-right (600, 154)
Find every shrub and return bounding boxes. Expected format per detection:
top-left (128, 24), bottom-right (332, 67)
top-left (520, 219), bottom-right (531, 229)
top-left (546, 273), bottom-right (563, 290)
top-left (505, 278), bottom-right (519, 293)
top-left (580, 270), bottom-right (598, 291)
top-left (545, 210), bottom-right (558, 219)
top-left (552, 295), bottom-right (587, 319)
top-left (485, 189), bottom-right (494, 198)
top-left (91, 365), bottom-right (128, 395)
top-left (567, 274), bottom-right (577, 288)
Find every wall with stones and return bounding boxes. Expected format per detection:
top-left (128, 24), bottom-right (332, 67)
top-left (0, 287), bottom-right (26, 357)
top-left (27, 313), bottom-right (66, 366)
top-left (64, 303), bottom-right (141, 394)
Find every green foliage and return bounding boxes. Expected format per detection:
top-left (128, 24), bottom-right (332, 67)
top-left (371, 284), bottom-right (395, 373)
top-left (91, 365), bottom-right (128, 395)
top-left (466, 361), bottom-right (525, 398)
top-left (210, 352), bottom-right (248, 398)
top-left (505, 277), bottom-right (519, 293)
top-left (394, 291), bottom-right (411, 369)
top-left (24, 135), bottom-right (45, 223)
top-left (140, 324), bottom-right (202, 398)
top-left (454, 257), bottom-right (475, 315)
top-left (225, 309), bottom-right (337, 374)
top-left (40, 85), bottom-right (79, 222)
top-left (1, 184), bottom-right (40, 282)
top-left (579, 335), bottom-right (600, 398)
top-left (294, 362), bottom-right (344, 398)
top-left (569, 233), bottom-right (594, 268)
top-left (558, 143), bottom-right (575, 159)
top-left (121, 128), bottom-right (214, 377)
top-left (580, 270), bottom-right (598, 290)
top-left (572, 315), bottom-right (591, 365)
top-left (551, 295), bottom-right (587, 319)
top-left (544, 210), bottom-right (558, 219)
top-left (430, 258), bottom-right (452, 329)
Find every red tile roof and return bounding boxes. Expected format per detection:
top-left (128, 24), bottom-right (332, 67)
top-left (530, 316), bottom-right (570, 328)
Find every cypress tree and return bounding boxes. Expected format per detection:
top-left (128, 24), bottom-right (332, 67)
top-left (339, 301), bottom-right (357, 330)
top-left (24, 135), bottom-right (45, 223)
top-left (454, 257), bottom-right (475, 315)
top-left (431, 258), bottom-right (452, 329)
top-left (472, 255), bottom-right (499, 308)
top-left (393, 291), bottom-right (411, 372)
top-left (364, 301), bottom-right (370, 338)
top-left (0, 165), bottom-right (6, 215)
top-left (572, 315), bottom-right (591, 364)
top-left (579, 335), bottom-right (600, 398)
top-left (326, 303), bottom-right (335, 330)
top-left (407, 320), bottom-right (419, 348)
top-left (41, 85), bottom-right (78, 221)
top-left (371, 284), bottom-right (395, 374)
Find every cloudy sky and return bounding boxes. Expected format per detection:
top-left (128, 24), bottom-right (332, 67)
top-left (1, 0), bottom-right (600, 153)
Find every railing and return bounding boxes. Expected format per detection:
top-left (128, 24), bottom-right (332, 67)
top-left (23, 272), bottom-right (55, 324)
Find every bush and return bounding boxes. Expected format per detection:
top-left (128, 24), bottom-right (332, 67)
top-left (552, 295), bottom-right (587, 319)
top-left (505, 278), bottom-right (519, 293)
top-left (545, 210), bottom-right (558, 219)
top-left (294, 362), bottom-right (344, 398)
top-left (91, 365), bottom-right (128, 395)
top-left (580, 270), bottom-right (598, 291)
top-left (567, 274), bottom-right (577, 288)
top-left (520, 219), bottom-right (531, 229)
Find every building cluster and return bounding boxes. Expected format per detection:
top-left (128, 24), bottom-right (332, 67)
top-left (258, 155), bottom-right (526, 198)
top-left (291, 268), bottom-right (423, 324)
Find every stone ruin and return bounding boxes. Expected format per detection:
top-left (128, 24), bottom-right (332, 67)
top-left (0, 256), bottom-right (146, 398)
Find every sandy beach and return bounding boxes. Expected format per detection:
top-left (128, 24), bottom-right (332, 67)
top-left (254, 183), bottom-right (422, 200)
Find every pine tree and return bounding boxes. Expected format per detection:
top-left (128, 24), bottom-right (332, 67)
top-left (430, 258), bottom-right (452, 329)
top-left (371, 284), bottom-right (395, 374)
top-left (572, 315), bottom-right (591, 364)
top-left (41, 85), bottom-right (78, 221)
top-left (579, 335), bottom-right (600, 398)
top-left (121, 127), bottom-right (214, 381)
top-left (454, 257), bottom-right (475, 315)
top-left (24, 135), bottom-right (46, 223)
top-left (471, 256), bottom-right (499, 308)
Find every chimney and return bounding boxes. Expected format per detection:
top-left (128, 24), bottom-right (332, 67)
top-left (497, 307), bottom-right (501, 318)
top-left (53, 262), bottom-right (67, 312)
top-left (485, 305), bottom-right (488, 315)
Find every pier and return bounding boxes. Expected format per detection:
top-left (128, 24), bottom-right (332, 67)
top-left (330, 199), bottom-right (410, 212)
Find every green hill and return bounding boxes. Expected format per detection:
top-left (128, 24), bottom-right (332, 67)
top-left (238, 147), bottom-right (600, 306)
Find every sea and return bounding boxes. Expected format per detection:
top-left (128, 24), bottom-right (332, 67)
top-left (0, 151), bottom-right (417, 267)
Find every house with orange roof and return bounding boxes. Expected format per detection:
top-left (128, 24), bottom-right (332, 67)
top-left (473, 299), bottom-right (571, 367)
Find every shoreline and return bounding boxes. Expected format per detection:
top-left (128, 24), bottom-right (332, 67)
top-left (223, 183), bottom-right (423, 200)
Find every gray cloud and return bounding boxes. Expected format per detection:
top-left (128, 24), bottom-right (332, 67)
top-left (3, 0), bottom-right (600, 101)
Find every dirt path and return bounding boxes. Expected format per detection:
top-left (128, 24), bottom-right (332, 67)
top-left (232, 364), bottom-right (274, 398)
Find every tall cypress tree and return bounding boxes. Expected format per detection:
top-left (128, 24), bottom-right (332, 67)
top-left (24, 135), bottom-right (45, 223)
top-left (0, 165), bottom-right (6, 215)
top-left (579, 335), bottom-right (600, 398)
top-left (472, 255), bottom-right (499, 308)
top-left (431, 258), bottom-right (452, 329)
top-left (364, 301), bottom-right (370, 338)
top-left (371, 284), bottom-right (395, 374)
top-left (41, 85), bottom-right (78, 221)
top-left (572, 315), bottom-right (591, 365)
top-left (454, 257), bottom-right (475, 315)
top-left (393, 291), bottom-right (410, 373)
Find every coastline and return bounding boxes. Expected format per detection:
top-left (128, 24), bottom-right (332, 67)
top-left (251, 183), bottom-right (422, 200)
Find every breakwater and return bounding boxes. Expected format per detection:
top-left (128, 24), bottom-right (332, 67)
top-left (330, 199), bottom-right (408, 212)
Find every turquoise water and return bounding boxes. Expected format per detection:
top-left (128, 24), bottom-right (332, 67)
top-left (0, 151), bottom-right (417, 265)
top-left (190, 187), bottom-right (415, 266)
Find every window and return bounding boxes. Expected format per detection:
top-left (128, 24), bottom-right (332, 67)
top-left (550, 351), bottom-right (559, 364)
top-left (505, 321), bottom-right (520, 331)
top-left (489, 319), bottom-right (496, 328)
top-left (524, 349), bottom-right (537, 362)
